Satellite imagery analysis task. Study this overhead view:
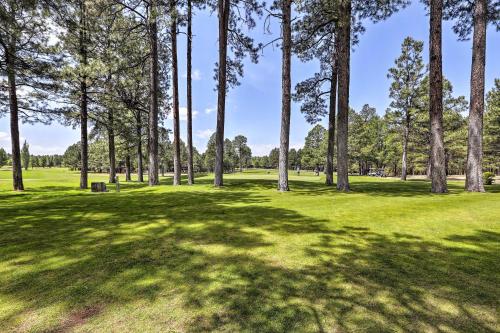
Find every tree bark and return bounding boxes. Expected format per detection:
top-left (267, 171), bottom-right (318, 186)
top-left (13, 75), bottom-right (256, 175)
top-left (108, 109), bottom-right (116, 183)
top-left (186, 0), bottom-right (194, 185)
top-left (136, 110), bottom-right (144, 182)
top-left (278, 0), bottom-right (292, 192)
top-left (336, 0), bottom-right (350, 192)
top-left (171, 3), bottom-right (181, 186)
top-left (125, 154), bottom-right (132, 181)
top-left (325, 36), bottom-right (338, 186)
top-left (148, 0), bottom-right (160, 186)
top-left (401, 112), bottom-right (409, 181)
top-left (79, 0), bottom-right (88, 190)
top-left (429, 0), bottom-right (447, 193)
top-left (214, 0), bottom-right (230, 187)
top-left (6, 43), bottom-right (24, 191)
top-left (465, 0), bottom-right (486, 192)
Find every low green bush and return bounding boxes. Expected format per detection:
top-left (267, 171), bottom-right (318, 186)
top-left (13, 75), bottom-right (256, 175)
top-left (483, 172), bottom-right (495, 185)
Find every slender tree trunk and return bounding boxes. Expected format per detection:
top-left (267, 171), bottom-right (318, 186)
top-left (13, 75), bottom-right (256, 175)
top-left (326, 36), bottom-right (338, 186)
top-left (429, 0), bottom-right (447, 193)
top-left (125, 154), bottom-right (131, 181)
top-left (336, 0), bottom-right (350, 191)
top-left (401, 113), bottom-right (409, 181)
top-left (171, 4), bottom-right (181, 186)
top-left (79, 0), bottom-right (88, 189)
top-left (465, 0), bottom-right (486, 192)
top-left (186, 0), bottom-right (194, 185)
top-left (426, 152), bottom-right (431, 179)
top-left (148, 0), bottom-right (160, 186)
top-left (278, 0), bottom-right (292, 192)
top-left (136, 110), bottom-right (144, 182)
top-left (214, 0), bottom-right (230, 187)
top-left (6, 44), bottom-right (24, 191)
top-left (108, 109), bottom-right (116, 183)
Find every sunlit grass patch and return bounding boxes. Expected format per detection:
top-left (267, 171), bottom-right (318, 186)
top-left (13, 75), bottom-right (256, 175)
top-left (0, 168), bottom-right (499, 332)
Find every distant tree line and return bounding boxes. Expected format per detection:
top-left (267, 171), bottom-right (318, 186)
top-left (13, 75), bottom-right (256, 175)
top-left (61, 133), bottom-right (252, 177)
top-left (0, 142), bottom-right (63, 169)
top-left (252, 77), bottom-right (499, 176)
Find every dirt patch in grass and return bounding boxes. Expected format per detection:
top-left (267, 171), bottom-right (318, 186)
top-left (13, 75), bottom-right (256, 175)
top-left (53, 305), bottom-right (103, 332)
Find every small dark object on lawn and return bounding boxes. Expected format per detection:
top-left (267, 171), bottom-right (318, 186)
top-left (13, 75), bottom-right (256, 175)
top-left (91, 182), bottom-right (107, 192)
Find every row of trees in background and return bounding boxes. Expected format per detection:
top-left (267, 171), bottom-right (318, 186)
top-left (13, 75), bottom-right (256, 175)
top-left (58, 133), bottom-right (252, 177)
top-left (1, 0), bottom-right (499, 193)
top-left (0, 144), bottom-right (63, 169)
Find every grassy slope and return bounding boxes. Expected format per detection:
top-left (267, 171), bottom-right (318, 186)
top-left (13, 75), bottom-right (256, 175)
top-left (0, 168), bottom-right (499, 332)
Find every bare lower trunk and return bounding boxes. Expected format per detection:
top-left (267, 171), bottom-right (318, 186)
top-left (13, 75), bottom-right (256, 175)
top-left (136, 111), bottom-right (144, 182)
top-left (148, 0), bottom-right (160, 186)
top-left (171, 4), bottom-right (181, 186)
top-left (336, 0), bottom-right (350, 192)
top-left (465, 0), bottom-right (486, 192)
top-left (125, 155), bottom-right (131, 181)
top-left (186, 0), bottom-right (194, 185)
top-left (108, 109), bottom-right (116, 183)
top-left (426, 153), bottom-right (431, 179)
top-left (429, 0), bottom-right (447, 193)
top-left (325, 37), bottom-right (338, 186)
top-left (401, 118), bottom-right (409, 181)
top-left (79, 0), bottom-right (88, 189)
top-left (214, 0), bottom-right (230, 187)
top-left (278, 0), bottom-right (292, 192)
top-left (6, 44), bottom-right (23, 191)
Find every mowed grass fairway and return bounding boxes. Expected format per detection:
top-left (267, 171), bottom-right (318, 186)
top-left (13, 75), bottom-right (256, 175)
top-left (0, 168), bottom-right (499, 332)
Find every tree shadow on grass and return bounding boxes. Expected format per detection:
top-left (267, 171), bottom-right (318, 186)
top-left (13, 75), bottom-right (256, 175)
top-left (0, 188), bottom-right (498, 332)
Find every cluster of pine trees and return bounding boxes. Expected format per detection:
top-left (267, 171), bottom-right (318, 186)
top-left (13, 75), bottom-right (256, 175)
top-left (1, 0), bottom-right (498, 193)
top-left (256, 76), bottom-right (498, 176)
top-left (282, 0), bottom-right (498, 193)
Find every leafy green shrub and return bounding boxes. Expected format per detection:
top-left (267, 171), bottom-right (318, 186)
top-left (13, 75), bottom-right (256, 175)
top-left (483, 172), bottom-right (495, 185)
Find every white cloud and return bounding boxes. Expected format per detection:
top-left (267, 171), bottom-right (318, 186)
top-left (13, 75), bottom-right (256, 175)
top-left (0, 131), bottom-right (26, 145)
top-left (196, 129), bottom-right (214, 139)
top-left (192, 69), bottom-right (201, 81)
top-left (182, 69), bottom-right (201, 81)
top-left (0, 132), bottom-right (8, 142)
top-left (168, 107), bottom-right (199, 121)
top-left (290, 142), bottom-right (303, 150)
top-left (0, 132), bottom-right (64, 154)
top-left (30, 145), bottom-right (65, 155)
top-left (249, 144), bottom-right (279, 156)
top-left (205, 106), bottom-right (216, 114)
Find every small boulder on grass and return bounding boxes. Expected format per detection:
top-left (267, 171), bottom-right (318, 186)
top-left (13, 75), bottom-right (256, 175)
top-left (91, 182), bottom-right (107, 192)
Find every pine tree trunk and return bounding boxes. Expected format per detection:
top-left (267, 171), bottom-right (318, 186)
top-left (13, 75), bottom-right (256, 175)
top-left (401, 113), bottom-right (409, 181)
top-left (136, 110), bottom-right (144, 182)
top-left (108, 109), bottom-right (116, 183)
top-left (325, 36), bottom-right (338, 186)
top-left (336, 0), bottom-right (350, 192)
top-left (429, 0), bottom-right (447, 193)
top-left (186, 0), bottom-right (194, 185)
top-left (148, 0), bottom-right (160, 186)
top-left (125, 155), bottom-right (131, 181)
top-left (6, 43), bottom-right (24, 191)
top-left (465, 0), bottom-right (486, 192)
top-left (79, 0), bottom-right (88, 190)
top-left (171, 5), bottom-right (181, 186)
top-left (278, 0), bottom-right (292, 192)
top-left (214, 0), bottom-right (230, 187)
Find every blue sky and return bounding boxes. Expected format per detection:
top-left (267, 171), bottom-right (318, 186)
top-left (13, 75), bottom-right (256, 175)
top-left (0, 1), bottom-right (499, 156)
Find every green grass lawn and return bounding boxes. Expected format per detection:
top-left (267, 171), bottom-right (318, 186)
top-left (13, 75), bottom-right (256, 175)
top-left (0, 168), bottom-right (499, 332)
